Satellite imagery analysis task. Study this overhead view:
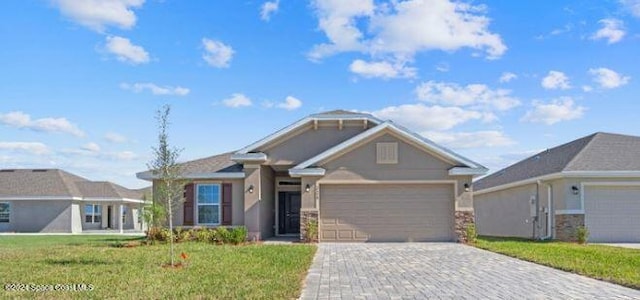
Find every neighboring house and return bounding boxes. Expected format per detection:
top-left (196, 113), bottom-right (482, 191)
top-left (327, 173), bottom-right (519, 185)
top-left (474, 132), bottom-right (640, 243)
top-left (137, 110), bottom-right (487, 242)
top-left (0, 169), bottom-right (146, 233)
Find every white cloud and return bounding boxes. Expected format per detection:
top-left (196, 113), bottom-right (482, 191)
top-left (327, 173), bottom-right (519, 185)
top-left (498, 72), bottom-right (517, 83)
top-left (521, 97), bottom-right (585, 125)
top-left (372, 103), bottom-right (483, 131)
top-left (53, 0), bottom-right (144, 32)
top-left (260, 0), bottom-right (280, 21)
top-left (541, 70), bottom-right (571, 90)
top-left (277, 96), bottom-right (303, 110)
top-left (309, 0), bottom-right (506, 61)
top-left (120, 82), bottom-right (189, 96)
top-left (582, 85), bottom-right (594, 92)
top-left (202, 38), bottom-right (234, 68)
top-left (222, 93), bottom-right (253, 108)
top-left (591, 18), bottom-right (626, 44)
top-left (349, 59), bottom-right (416, 79)
top-left (620, 0), bottom-right (640, 17)
top-left (81, 142), bottom-right (101, 153)
top-left (105, 132), bottom-right (128, 143)
top-left (588, 67), bottom-right (630, 89)
top-left (415, 81), bottom-right (520, 111)
top-left (422, 130), bottom-right (515, 149)
top-left (0, 142), bottom-right (50, 155)
top-left (105, 36), bottom-right (149, 64)
top-left (107, 151), bottom-right (138, 161)
top-left (0, 111), bottom-right (85, 137)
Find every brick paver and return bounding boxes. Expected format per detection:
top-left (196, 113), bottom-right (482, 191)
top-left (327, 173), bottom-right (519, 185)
top-left (300, 243), bottom-right (640, 299)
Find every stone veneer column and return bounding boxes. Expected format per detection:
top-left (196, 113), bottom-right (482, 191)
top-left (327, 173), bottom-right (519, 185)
top-left (555, 214), bottom-right (585, 241)
top-left (454, 211), bottom-right (475, 243)
top-left (300, 176), bottom-right (320, 241)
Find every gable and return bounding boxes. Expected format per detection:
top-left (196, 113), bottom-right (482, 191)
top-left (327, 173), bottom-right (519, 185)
top-left (259, 121), bottom-right (373, 166)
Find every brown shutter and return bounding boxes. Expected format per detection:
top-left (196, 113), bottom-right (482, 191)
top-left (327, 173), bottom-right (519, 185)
top-left (183, 183), bottom-right (195, 226)
top-left (221, 183), bottom-right (232, 225)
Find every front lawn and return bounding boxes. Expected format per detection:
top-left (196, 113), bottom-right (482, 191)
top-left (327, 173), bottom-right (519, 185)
top-left (475, 236), bottom-right (640, 289)
top-left (0, 235), bottom-right (316, 299)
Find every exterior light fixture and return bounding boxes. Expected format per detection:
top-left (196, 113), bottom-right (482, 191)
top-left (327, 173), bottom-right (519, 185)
top-left (248, 185), bottom-right (254, 194)
top-left (463, 183), bottom-right (470, 192)
top-left (571, 185), bottom-right (579, 195)
top-left (305, 184), bottom-right (311, 193)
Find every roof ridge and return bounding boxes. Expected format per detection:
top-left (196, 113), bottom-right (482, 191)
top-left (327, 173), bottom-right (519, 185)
top-left (57, 169), bottom-right (86, 197)
top-left (562, 132), bottom-right (600, 171)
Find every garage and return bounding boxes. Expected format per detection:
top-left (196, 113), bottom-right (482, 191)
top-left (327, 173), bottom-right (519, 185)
top-left (584, 184), bottom-right (640, 242)
top-left (319, 183), bottom-right (454, 242)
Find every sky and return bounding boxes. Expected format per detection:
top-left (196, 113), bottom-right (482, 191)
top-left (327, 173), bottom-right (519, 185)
top-left (1, 0), bottom-right (639, 189)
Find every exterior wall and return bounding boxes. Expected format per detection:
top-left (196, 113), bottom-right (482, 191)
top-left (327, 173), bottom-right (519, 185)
top-left (262, 123), bottom-right (369, 166)
top-left (474, 184), bottom-right (537, 238)
top-left (560, 177), bottom-right (640, 211)
top-left (244, 166), bottom-right (261, 240)
top-left (0, 200), bottom-right (72, 233)
top-left (260, 166), bottom-right (275, 238)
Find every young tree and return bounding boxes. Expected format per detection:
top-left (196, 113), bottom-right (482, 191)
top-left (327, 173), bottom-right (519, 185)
top-left (148, 104), bottom-right (184, 266)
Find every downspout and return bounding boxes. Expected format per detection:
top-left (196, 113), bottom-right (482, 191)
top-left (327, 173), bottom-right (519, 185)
top-left (541, 184), bottom-right (553, 240)
top-left (533, 180), bottom-right (541, 239)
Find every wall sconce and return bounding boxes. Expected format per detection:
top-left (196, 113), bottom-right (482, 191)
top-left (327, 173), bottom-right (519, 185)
top-left (571, 185), bottom-right (579, 195)
top-left (463, 183), bottom-right (470, 192)
top-left (247, 185), bottom-right (254, 194)
top-left (305, 184), bottom-right (311, 193)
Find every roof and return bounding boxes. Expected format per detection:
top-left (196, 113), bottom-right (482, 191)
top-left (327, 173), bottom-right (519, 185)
top-left (475, 132), bottom-right (640, 191)
top-left (136, 152), bottom-right (243, 180)
top-left (0, 169), bottom-right (144, 200)
top-left (292, 121), bottom-right (487, 175)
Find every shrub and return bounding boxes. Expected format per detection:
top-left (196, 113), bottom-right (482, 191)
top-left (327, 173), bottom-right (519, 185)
top-left (576, 226), bottom-right (589, 244)
top-left (304, 219), bottom-right (318, 243)
top-left (214, 227), bottom-right (232, 244)
top-left (194, 228), bottom-right (214, 243)
top-left (465, 224), bottom-right (478, 244)
top-left (229, 226), bottom-right (248, 245)
top-left (174, 227), bottom-right (193, 242)
top-left (146, 226), bottom-right (165, 242)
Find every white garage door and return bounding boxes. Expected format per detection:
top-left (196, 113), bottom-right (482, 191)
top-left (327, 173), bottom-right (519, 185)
top-left (319, 184), bottom-right (454, 242)
top-left (584, 185), bottom-right (640, 242)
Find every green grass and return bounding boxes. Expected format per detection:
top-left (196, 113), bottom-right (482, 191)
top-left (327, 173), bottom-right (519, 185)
top-left (475, 236), bottom-right (640, 290)
top-left (0, 235), bottom-right (316, 299)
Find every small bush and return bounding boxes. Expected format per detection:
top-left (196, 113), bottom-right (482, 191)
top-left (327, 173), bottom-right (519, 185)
top-left (146, 226), bottom-right (165, 242)
top-left (304, 219), bottom-right (318, 243)
top-left (174, 227), bottom-right (193, 242)
top-left (576, 226), bottom-right (589, 244)
top-left (194, 228), bottom-right (214, 243)
top-left (465, 224), bottom-right (478, 244)
top-left (214, 227), bottom-right (232, 244)
top-left (229, 226), bottom-right (248, 245)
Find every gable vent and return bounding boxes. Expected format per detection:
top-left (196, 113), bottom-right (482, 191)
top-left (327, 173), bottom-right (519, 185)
top-left (377, 142), bottom-right (398, 164)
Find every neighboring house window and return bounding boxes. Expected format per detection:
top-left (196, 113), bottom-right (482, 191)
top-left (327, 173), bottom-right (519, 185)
top-left (85, 204), bottom-right (102, 224)
top-left (197, 184), bottom-right (221, 225)
top-left (0, 202), bottom-right (9, 223)
top-left (122, 206), bottom-right (127, 225)
top-left (376, 142), bottom-right (398, 164)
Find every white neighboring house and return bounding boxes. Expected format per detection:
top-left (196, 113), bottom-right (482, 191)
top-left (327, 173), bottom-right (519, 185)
top-left (0, 169), bottom-right (148, 233)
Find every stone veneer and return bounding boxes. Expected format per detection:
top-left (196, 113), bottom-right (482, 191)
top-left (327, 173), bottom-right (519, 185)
top-left (555, 214), bottom-right (584, 241)
top-left (300, 210), bottom-right (319, 242)
top-left (455, 211), bottom-right (475, 243)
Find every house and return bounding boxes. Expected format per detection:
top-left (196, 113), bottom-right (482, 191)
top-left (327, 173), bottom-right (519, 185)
top-left (0, 169), bottom-right (147, 233)
top-left (137, 110), bottom-right (487, 242)
top-left (474, 132), bottom-right (640, 243)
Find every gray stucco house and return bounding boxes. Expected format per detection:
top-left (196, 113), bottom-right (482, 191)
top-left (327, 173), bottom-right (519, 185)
top-left (0, 169), bottom-right (146, 233)
top-left (137, 110), bottom-right (487, 242)
top-left (474, 132), bottom-right (640, 243)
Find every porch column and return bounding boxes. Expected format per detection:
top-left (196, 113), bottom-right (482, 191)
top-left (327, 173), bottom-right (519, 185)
top-left (243, 164), bottom-right (262, 241)
top-left (119, 204), bottom-right (124, 234)
top-left (300, 176), bottom-right (321, 242)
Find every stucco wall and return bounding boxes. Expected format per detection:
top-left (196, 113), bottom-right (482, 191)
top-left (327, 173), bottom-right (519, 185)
top-left (71, 202), bottom-right (82, 233)
top-left (0, 200), bottom-right (72, 233)
top-left (474, 184), bottom-right (537, 238)
top-left (260, 165), bottom-right (275, 238)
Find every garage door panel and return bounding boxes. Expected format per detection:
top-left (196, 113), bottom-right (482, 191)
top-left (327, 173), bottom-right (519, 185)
top-left (320, 184), bottom-right (454, 242)
top-left (584, 185), bottom-right (640, 243)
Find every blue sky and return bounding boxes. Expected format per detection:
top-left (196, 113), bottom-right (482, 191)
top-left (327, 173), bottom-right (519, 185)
top-left (1, 0), bottom-right (639, 188)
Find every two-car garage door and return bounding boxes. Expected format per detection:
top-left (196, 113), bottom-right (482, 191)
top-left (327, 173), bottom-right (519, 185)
top-left (319, 184), bottom-right (454, 242)
top-left (584, 185), bottom-right (640, 242)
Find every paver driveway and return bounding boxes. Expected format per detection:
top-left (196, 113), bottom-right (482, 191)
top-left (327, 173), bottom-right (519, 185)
top-left (300, 243), bottom-right (640, 299)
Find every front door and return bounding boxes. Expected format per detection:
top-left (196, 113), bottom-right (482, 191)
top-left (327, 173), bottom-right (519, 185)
top-left (278, 192), bottom-right (301, 234)
top-left (107, 206), bottom-right (113, 229)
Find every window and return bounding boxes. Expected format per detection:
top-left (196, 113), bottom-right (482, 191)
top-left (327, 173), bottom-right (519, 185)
top-left (197, 184), bottom-right (221, 225)
top-left (85, 204), bottom-right (102, 224)
top-left (121, 206), bottom-right (127, 225)
top-left (376, 142), bottom-right (398, 164)
top-left (0, 202), bottom-right (9, 223)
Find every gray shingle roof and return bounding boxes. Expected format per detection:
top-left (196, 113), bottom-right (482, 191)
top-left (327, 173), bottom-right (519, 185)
top-left (0, 169), bottom-right (143, 199)
top-left (136, 152), bottom-right (243, 179)
top-left (475, 132), bottom-right (640, 191)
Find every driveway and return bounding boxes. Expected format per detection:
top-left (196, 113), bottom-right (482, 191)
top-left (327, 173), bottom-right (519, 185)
top-left (300, 243), bottom-right (640, 299)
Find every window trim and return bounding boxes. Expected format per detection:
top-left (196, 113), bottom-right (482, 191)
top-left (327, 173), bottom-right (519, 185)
top-left (196, 184), bottom-right (222, 225)
top-left (0, 202), bottom-right (10, 223)
top-left (376, 142), bottom-right (398, 164)
top-left (84, 204), bottom-right (102, 224)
